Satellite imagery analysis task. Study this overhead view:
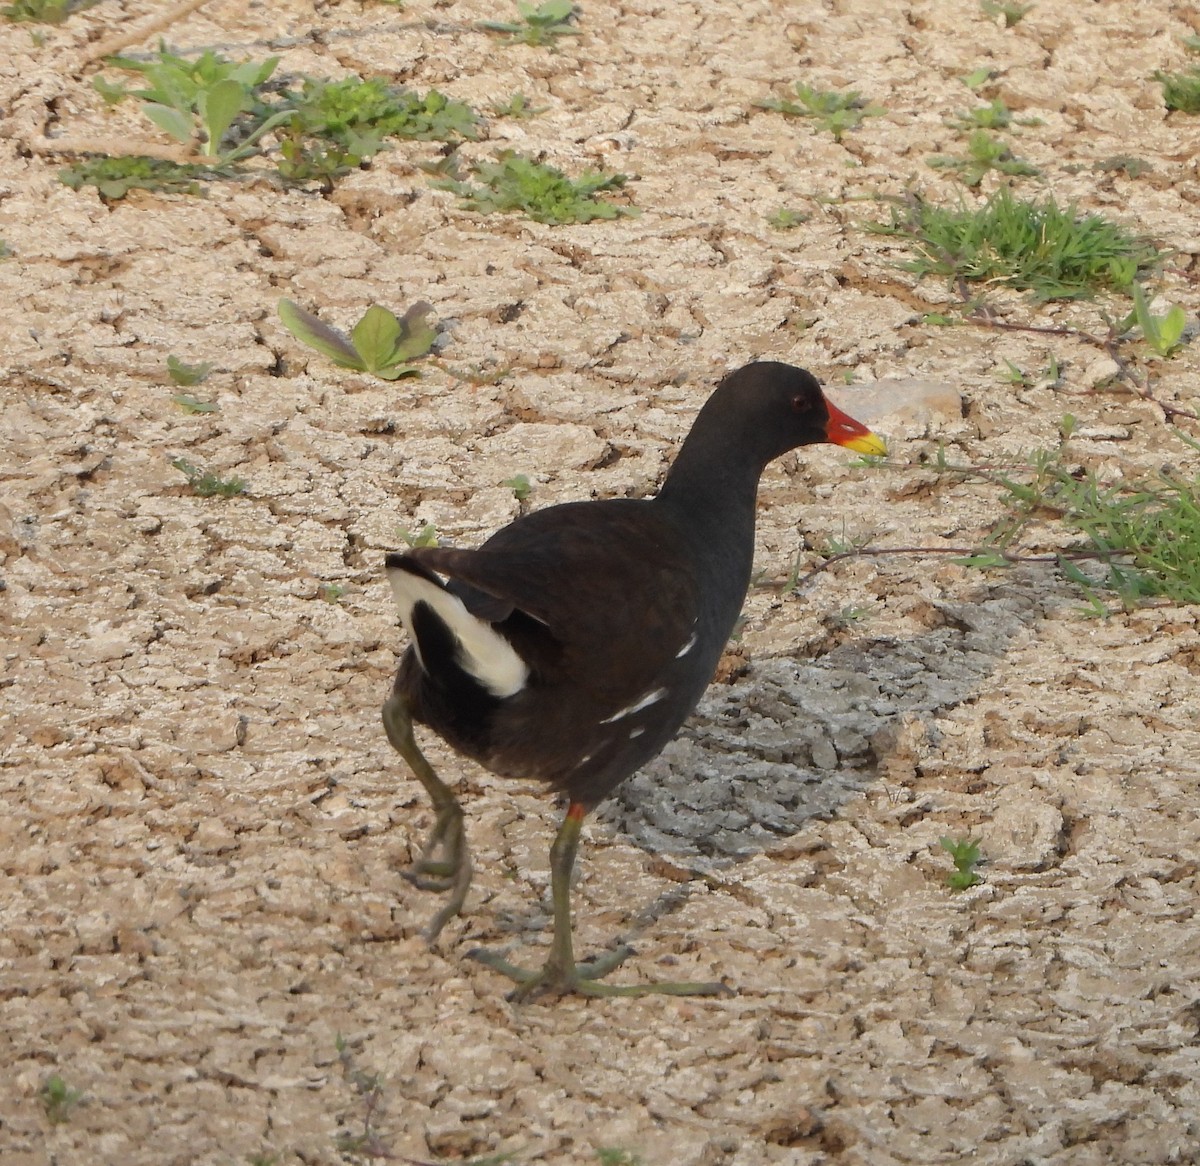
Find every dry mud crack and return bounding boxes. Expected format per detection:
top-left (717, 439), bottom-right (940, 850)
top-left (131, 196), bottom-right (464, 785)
top-left (2, 1), bottom-right (1200, 1164)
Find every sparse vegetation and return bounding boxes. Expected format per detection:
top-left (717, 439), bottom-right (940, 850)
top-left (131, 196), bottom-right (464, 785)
top-left (503, 474), bottom-right (533, 500)
top-left (1121, 284), bottom-right (1190, 358)
top-left (766, 207), bottom-right (810, 230)
top-left (926, 129), bottom-right (1041, 186)
top-left (979, 0), bottom-right (1032, 27)
top-left (38, 1075), bottom-right (84, 1124)
top-left (1153, 65), bottom-right (1200, 113)
top-left (2, 0), bottom-right (94, 21)
top-left (170, 457), bottom-right (247, 497)
top-left (490, 91), bottom-right (547, 118)
top-left (940, 837), bottom-right (984, 890)
top-left (870, 188), bottom-right (1160, 299)
top-left (59, 156), bottom-right (208, 199)
top-left (166, 355), bottom-right (213, 386)
top-left (434, 152), bottom-right (637, 223)
top-left (398, 523), bottom-right (440, 548)
top-left (480, 1), bottom-right (580, 48)
top-left (756, 82), bottom-right (884, 141)
top-left (277, 300), bottom-right (437, 380)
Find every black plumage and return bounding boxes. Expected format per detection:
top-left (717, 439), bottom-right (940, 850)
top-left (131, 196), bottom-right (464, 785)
top-left (383, 361), bottom-right (885, 999)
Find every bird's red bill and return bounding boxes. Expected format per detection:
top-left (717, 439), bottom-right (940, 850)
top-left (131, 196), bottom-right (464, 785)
top-left (823, 399), bottom-right (888, 456)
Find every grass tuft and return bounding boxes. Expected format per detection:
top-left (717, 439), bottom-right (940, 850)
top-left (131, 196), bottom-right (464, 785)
top-left (869, 188), bottom-right (1160, 300)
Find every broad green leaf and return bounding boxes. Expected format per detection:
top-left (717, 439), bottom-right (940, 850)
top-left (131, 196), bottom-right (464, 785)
top-left (390, 301), bottom-right (437, 362)
top-left (198, 78), bottom-right (248, 155)
top-left (277, 299), bottom-right (365, 368)
top-left (351, 305), bottom-right (403, 371)
top-left (142, 101), bottom-right (195, 144)
top-left (1159, 305), bottom-right (1187, 349)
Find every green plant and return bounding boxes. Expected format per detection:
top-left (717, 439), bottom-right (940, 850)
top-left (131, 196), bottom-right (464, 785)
top-left (503, 474), bottom-right (532, 500)
top-left (38, 1075), bottom-right (85, 1124)
top-left (100, 45), bottom-right (289, 158)
top-left (279, 76), bottom-right (479, 153)
top-left (166, 355), bottom-right (213, 386)
top-left (318, 583), bottom-right (345, 602)
top-left (434, 151), bottom-right (636, 224)
top-left (1121, 283), bottom-right (1189, 357)
top-left (172, 394), bottom-right (218, 414)
top-left (2, 0), bottom-right (94, 21)
top-left (490, 91), bottom-right (547, 118)
top-left (398, 523), bottom-right (440, 548)
top-left (979, 0), bottom-right (1031, 27)
top-left (940, 837), bottom-right (983, 890)
top-left (756, 82), bottom-right (884, 141)
top-left (1092, 155), bottom-right (1153, 178)
top-left (277, 300), bottom-right (436, 380)
top-left (1153, 66), bottom-right (1200, 113)
top-left (0, 240), bottom-right (12, 258)
top-left (480, 1), bottom-right (580, 48)
top-left (275, 127), bottom-right (363, 188)
top-left (927, 129), bottom-right (1040, 186)
top-left (870, 188), bottom-right (1160, 300)
top-left (596, 1150), bottom-right (644, 1166)
top-left (961, 67), bottom-right (995, 89)
top-left (59, 156), bottom-right (208, 199)
top-left (766, 207), bottom-right (810, 229)
top-left (948, 98), bottom-right (1012, 130)
top-left (170, 458), bottom-right (246, 497)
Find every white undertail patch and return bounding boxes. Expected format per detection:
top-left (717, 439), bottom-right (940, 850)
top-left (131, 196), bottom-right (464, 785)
top-left (387, 565), bottom-right (528, 698)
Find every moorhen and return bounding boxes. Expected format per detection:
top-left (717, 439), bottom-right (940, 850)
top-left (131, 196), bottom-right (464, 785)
top-left (382, 360), bottom-right (886, 999)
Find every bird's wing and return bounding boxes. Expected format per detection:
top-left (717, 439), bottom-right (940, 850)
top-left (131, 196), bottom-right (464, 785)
top-left (407, 502), bottom-right (700, 698)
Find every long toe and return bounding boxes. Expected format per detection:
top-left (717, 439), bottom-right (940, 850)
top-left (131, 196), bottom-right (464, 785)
top-left (466, 944), bottom-right (732, 1001)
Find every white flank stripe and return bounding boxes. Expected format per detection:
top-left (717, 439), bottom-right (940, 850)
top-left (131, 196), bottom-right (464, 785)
top-left (675, 628), bottom-right (699, 658)
top-left (600, 686), bottom-right (667, 724)
top-left (387, 566), bottom-right (528, 698)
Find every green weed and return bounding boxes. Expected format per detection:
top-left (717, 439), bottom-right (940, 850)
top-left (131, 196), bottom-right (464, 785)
top-left (870, 188), bottom-right (1160, 300)
top-left (170, 458), bottom-right (246, 497)
top-left (2, 0), bottom-right (93, 20)
top-left (1092, 155), bottom-right (1154, 178)
top-left (279, 76), bottom-right (478, 153)
top-left (766, 207), bottom-right (810, 230)
top-left (1153, 66), bottom-right (1200, 113)
top-left (756, 82), bottom-right (884, 141)
top-left (948, 98), bottom-right (1012, 131)
top-left (277, 300), bottom-right (436, 380)
top-left (318, 583), bottom-right (345, 602)
top-left (172, 394), bottom-right (218, 414)
top-left (166, 355), bottom-right (213, 386)
top-left (59, 155), bottom-right (208, 199)
top-left (398, 523), bottom-right (440, 548)
top-left (503, 474), bottom-right (532, 500)
top-left (38, 1075), bottom-right (84, 1125)
top-left (434, 151), bottom-right (636, 224)
top-left (1120, 284), bottom-right (1189, 357)
top-left (490, 91), bottom-right (547, 118)
top-left (596, 1151), bottom-right (644, 1166)
top-left (961, 67), bottom-right (995, 89)
top-left (939, 837), bottom-right (983, 890)
top-left (99, 45), bottom-right (288, 159)
top-left (979, 0), bottom-right (1031, 27)
top-left (480, 1), bottom-right (580, 48)
top-left (927, 129), bottom-right (1040, 186)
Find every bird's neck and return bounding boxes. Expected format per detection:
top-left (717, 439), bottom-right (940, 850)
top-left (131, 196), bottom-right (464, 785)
top-left (653, 432), bottom-right (766, 555)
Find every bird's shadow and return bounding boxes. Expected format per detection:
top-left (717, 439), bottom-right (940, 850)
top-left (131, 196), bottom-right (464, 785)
top-left (481, 578), bottom-right (1039, 940)
top-left (592, 579), bottom-right (1036, 863)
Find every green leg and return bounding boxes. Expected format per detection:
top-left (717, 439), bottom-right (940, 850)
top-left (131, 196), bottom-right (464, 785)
top-left (469, 803), bottom-right (732, 1001)
top-left (382, 690), bottom-right (473, 942)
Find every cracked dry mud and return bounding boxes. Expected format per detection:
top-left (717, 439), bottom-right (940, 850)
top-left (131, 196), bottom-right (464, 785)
top-left (2, 1), bottom-right (1200, 1164)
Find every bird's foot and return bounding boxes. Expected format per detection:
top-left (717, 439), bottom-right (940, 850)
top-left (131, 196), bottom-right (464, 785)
top-left (402, 802), bottom-right (473, 942)
top-left (466, 943), bottom-right (732, 1002)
